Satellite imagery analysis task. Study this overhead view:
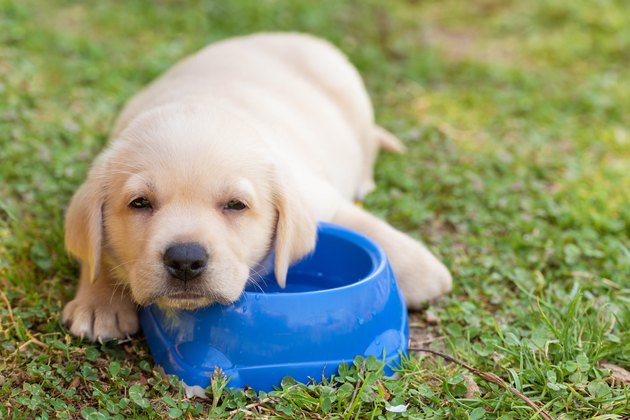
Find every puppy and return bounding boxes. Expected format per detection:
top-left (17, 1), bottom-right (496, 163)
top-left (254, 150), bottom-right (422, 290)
top-left (63, 33), bottom-right (452, 341)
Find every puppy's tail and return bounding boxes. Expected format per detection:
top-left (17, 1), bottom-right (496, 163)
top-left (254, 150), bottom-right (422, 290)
top-left (374, 125), bottom-right (407, 153)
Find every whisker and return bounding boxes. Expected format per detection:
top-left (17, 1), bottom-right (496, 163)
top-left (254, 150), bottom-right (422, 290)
top-left (108, 258), bottom-right (142, 273)
top-left (247, 267), bottom-right (269, 293)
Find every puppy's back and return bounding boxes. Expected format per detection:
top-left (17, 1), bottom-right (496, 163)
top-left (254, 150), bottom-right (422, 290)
top-left (113, 33), bottom-right (373, 144)
top-left (112, 33), bottom-right (378, 201)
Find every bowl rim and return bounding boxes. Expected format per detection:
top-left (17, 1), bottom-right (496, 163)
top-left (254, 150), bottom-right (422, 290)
top-left (239, 222), bottom-right (388, 299)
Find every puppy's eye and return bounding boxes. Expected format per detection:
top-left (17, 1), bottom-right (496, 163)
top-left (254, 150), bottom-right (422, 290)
top-left (223, 199), bottom-right (247, 211)
top-left (129, 197), bottom-right (152, 209)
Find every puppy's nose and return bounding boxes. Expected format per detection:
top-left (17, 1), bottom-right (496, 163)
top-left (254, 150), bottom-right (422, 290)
top-left (163, 243), bottom-right (208, 282)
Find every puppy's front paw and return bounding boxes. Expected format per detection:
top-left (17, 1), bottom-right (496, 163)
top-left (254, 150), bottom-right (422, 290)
top-left (403, 260), bottom-right (452, 310)
top-left (62, 295), bottom-right (139, 341)
top-left (391, 242), bottom-right (453, 310)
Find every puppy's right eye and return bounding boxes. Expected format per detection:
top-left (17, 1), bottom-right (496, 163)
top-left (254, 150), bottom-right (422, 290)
top-left (129, 197), bottom-right (152, 209)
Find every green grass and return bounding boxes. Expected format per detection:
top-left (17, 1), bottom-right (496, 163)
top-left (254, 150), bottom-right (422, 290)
top-left (1, 0), bottom-right (629, 418)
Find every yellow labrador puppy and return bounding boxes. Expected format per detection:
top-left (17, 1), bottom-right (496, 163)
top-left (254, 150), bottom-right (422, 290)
top-left (63, 33), bottom-right (452, 341)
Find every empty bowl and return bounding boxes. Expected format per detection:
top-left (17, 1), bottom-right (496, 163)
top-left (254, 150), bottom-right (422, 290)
top-left (139, 222), bottom-right (409, 391)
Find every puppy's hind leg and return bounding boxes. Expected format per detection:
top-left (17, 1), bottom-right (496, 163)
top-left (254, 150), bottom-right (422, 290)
top-left (332, 202), bottom-right (452, 310)
top-left (374, 125), bottom-right (407, 154)
top-left (355, 126), bottom-right (407, 201)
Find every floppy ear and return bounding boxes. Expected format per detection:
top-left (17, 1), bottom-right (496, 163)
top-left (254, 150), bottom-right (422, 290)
top-left (272, 169), bottom-right (317, 288)
top-left (65, 160), bottom-right (108, 284)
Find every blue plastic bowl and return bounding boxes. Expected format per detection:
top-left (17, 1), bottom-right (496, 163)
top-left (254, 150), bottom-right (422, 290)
top-left (139, 222), bottom-right (409, 391)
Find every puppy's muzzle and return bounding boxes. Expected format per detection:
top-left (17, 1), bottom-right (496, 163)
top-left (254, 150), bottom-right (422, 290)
top-left (163, 242), bottom-right (208, 283)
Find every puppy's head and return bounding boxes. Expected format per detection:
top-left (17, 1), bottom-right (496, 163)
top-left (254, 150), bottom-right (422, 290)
top-left (65, 105), bottom-right (316, 309)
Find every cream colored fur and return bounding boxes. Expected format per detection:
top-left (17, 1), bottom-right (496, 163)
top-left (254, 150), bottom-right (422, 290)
top-left (63, 33), bottom-right (452, 341)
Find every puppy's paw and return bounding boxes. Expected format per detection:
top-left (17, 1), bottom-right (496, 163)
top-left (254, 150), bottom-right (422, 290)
top-left (62, 295), bottom-right (139, 341)
top-left (390, 241), bottom-right (453, 311)
top-left (401, 259), bottom-right (452, 310)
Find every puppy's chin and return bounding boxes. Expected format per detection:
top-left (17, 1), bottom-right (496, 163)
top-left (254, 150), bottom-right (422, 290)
top-left (155, 296), bottom-right (217, 310)
top-left (154, 291), bottom-right (239, 310)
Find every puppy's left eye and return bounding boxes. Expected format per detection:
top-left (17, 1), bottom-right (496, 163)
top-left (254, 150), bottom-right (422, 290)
top-left (129, 197), bottom-right (152, 209)
top-left (223, 199), bottom-right (248, 211)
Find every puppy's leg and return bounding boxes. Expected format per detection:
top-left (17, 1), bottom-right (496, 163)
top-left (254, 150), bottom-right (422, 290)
top-left (62, 264), bottom-right (138, 341)
top-left (332, 202), bottom-right (452, 309)
top-left (356, 127), bottom-right (407, 201)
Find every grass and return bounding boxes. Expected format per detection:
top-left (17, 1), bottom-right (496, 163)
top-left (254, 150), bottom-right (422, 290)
top-left (1, 0), bottom-right (629, 418)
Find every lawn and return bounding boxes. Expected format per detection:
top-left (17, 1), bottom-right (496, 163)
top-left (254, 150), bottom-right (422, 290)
top-left (1, 0), bottom-right (629, 418)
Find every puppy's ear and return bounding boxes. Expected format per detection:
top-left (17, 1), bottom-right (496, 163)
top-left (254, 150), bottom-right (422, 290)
top-left (65, 157), bottom-right (109, 283)
top-left (272, 168), bottom-right (317, 288)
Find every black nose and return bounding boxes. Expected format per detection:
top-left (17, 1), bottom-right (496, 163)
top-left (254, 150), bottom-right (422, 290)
top-left (163, 243), bottom-right (208, 282)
